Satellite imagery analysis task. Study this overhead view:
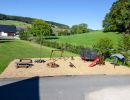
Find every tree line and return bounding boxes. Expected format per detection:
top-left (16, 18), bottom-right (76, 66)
top-left (0, 13), bottom-right (69, 29)
top-left (57, 23), bottom-right (89, 36)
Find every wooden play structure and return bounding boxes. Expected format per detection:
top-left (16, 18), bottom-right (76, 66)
top-left (16, 59), bottom-right (33, 68)
top-left (69, 62), bottom-right (76, 68)
top-left (64, 56), bottom-right (75, 61)
top-left (50, 49), bottom-right (64, 59)
top-left (46, 59), bottom-right (59, 68)
top-left (47, 62), bottom-right (59, 68)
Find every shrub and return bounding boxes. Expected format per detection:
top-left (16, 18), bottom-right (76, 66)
top-left (19, 30), bottom-right (30, 40)
top-left (57, 29), bottom-right (70, 36)
top-left (118, 34), bottom-right (130, 59)
top-left (42, 40), bottom-right (86, 54)
top-left (93, 37), bottom-right (113, 58)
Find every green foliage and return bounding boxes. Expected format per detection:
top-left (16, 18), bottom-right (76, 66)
top-left (103, 0), bottom-right (130, 34)
top-left (78, 23), bottom-right (88, 33)
top-left (118, 35), bottom-right (130, 52)
top-left (116, 34), bottom-right (130, 66)
top-left (43, 40), bottom-right (85, 54)
top-left (46, 21), bottom-right (69, 29)
top-left (19, 31), bottom-right (29, 40)
top-left (0, 13), bottom-right (35, 24)
top-left (57, 29), bottom-right (70, 36)
top-left (71, 25), bottom-right (78, 34)
top-left (19, 26), bottom-right (32, 40)
top-left (32, 19), bottom-right (52, 37)
top-left (93, 37), bottom-right (113, 57)
top-left (71, 23), bottom-right (88, 34)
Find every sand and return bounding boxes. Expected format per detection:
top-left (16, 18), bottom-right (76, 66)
top-left (1, 57), bottom-right (130, 78)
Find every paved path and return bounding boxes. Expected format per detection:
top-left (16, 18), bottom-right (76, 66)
top-left (0, 75), bottom-right (130, 100)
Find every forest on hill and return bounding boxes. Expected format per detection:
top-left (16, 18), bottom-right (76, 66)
top-left (0, 13), bottom-right (69, 29)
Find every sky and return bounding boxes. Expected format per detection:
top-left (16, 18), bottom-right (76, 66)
top-left (0, 0), bottom-right (116, 30)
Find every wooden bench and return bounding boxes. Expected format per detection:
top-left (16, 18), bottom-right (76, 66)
top-left (16, 62), bottom-right (33, 68)
top-left (16, 59), bottom-right (33, 68)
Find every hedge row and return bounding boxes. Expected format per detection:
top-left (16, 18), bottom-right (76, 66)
top-left (43, 40), bottom-right (86, 54)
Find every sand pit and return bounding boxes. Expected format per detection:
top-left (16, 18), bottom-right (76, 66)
top-left (1, 57), bottom-right (130, 78)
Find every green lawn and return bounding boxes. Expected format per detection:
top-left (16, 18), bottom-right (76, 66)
top-left (0, 20), bottom-right (31, 28)
top-left (51, 30), bottom-right (122, 48)
top-left (0, 40), bottom-right (76, 73)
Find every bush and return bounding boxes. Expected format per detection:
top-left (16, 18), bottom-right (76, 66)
top-left (93, 37), bottom-right (113, 58)
top-left (118, 34), bottom-right (130, 59)
top-left (118, 35), bottom-right (130, 52)
top-left (57, 29), bottom-right (70, 36)
top-left (42, 40), bottom-right (86, 54)
top-left (19, 30), bottom-right (30, 40)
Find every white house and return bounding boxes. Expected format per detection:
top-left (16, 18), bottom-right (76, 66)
top-left (0, 31), bottom-right (8, 37)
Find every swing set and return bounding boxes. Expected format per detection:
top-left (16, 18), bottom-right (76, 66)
top-left (50, 49), bottom-right (64, 60)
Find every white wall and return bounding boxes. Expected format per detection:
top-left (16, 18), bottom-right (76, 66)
top-left (0, 32), bottom-right (8, 37)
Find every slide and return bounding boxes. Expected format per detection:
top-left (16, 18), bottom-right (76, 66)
top-left (88, 58), bottom-right (100, 67)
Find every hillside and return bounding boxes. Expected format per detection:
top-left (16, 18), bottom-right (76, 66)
top-left (0, 40), bottom-right (76, 73)
top-left (50, 30), bottom-right (122, 48)
top-left (0, 13), bottom-right (69, 29)
top-left (0, 20), bottom-right (31, 28)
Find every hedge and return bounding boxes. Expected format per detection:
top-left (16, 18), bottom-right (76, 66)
top-left (42, 40), bottom-right (86, 54)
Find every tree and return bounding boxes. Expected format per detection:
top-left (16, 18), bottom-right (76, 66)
top-left (71, 23), bottom-right (88, 34)
top-left (31, 19), bottom-right (52, 60)
top-left (71, 25), bottom-right (79, 34)
top-left (19, 26), bottom-right (32, 40)
top-left (32, 19), bottom-right (52, 37)
top-left (19, 30), bottom-right (29, 40)
top-left (57, 29), bottom-right (70, 36)
top-left (78, 23), bottom-right (88, 33)
top-left (103, 0), bottom-right (130, 34)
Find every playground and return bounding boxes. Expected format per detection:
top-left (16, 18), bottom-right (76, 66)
top-left (1, 56), bottom-right (130, 78)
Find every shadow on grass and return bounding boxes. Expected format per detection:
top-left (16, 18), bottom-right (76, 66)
top-left (0, 76), bottom-right (40, 100)
top-left (0, 40), bottom-right (15, 43)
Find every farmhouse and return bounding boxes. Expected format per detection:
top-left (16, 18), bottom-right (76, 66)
top-left (0, 25), bottom-right (17, 37)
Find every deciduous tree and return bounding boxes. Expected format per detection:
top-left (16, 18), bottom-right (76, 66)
top-left (103, 0), bottom-right (130, 34)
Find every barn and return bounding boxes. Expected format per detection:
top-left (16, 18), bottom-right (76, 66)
top-left (0, 25), bottom-right (17, 37)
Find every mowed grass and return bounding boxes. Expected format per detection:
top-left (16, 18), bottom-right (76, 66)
top-left (52, 30), bottom-right (122, 48)
top-left (0, 20), bottom-right (31, 28)
top-left (0, 40), bottom-right (76, 73)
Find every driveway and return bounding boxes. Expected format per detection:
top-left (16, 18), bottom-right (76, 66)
top-left (0, 75), bottom-right (130, 100)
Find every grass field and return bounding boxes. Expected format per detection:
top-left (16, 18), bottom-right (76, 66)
top-left (51, 30), bottom-right (122, 48)
top-left (0, 20), bottom-right (31, 28)
top-left (0, 40), bottom-right (76, 73)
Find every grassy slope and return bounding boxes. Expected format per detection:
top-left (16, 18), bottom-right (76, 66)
top-left (0, 40), bottom-right (76, 73)
top-left (0, 20), bottom-right (31, 28)
top-left (52, 30), bottom-right (122, 48)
